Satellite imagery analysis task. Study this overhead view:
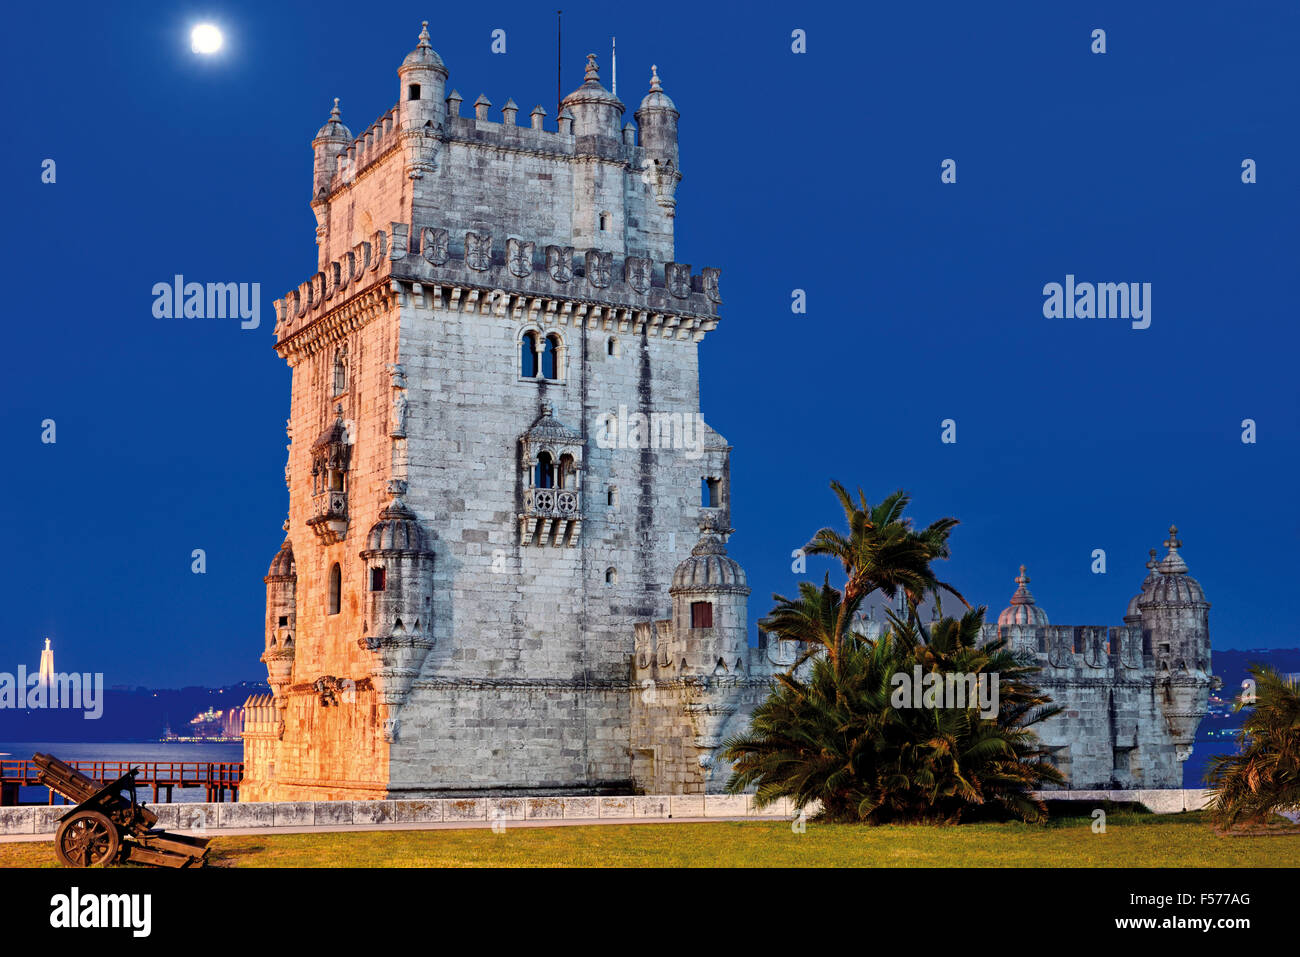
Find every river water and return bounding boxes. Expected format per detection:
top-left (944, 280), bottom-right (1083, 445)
top-left (1, 741), bottom-right (244, 804)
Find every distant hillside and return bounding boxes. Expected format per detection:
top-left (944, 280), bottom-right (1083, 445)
top-left (0, 681), bottom-right (269, 743)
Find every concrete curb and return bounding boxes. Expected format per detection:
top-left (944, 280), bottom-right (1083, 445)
top-left (0, 788), bottom-right (1213, 840)
top-left (0, 793), bottom-right (800, 838)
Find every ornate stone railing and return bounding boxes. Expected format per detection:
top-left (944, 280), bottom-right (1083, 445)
top-left (523, 487), bottom-right (579, 518)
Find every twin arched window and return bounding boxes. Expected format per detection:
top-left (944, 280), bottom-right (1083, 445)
top-left (532, 451), bottom-right (576, 489)
top-left (520, 331), bottom-right (561, 380)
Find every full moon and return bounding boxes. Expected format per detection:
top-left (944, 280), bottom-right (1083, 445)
top-left (191, 23), bottom-right (223, 55)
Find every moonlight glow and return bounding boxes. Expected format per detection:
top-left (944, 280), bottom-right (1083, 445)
top-left (191, 23), bottom-right (223, 55)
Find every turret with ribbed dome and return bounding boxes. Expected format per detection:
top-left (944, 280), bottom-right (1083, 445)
top-left (1141, 525), bottom-right (1212, 761)
top-left (997, 565), bottom-right (1049, 628)
top-left (635, 65), bottom-right (679, 163)
top-left (667, 516), bottom-right (750, 679)
top-left (357, 489), bottom-right (435, 736)
top-left (398, 20), bottom-right (447, 130)
top-left (635, 65), bottom-right (683, 218)
top-left (561, 53), bottom-right (625, 139)
top-left (261, 528), bottom-right (297, 715)
top-left (671, 519), bottom-right (748, 593)
top-left (312, 97), bottom-right (352, 200)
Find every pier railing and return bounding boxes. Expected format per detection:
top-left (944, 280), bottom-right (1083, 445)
top-left (0, 759), bottom-right (244, 805)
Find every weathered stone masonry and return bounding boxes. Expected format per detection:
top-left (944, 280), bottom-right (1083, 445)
top-left (243, 24), bottom-right (1211, 801)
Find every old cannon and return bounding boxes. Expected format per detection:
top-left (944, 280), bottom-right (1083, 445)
top-left (33, 752), bottom-right (210, 868)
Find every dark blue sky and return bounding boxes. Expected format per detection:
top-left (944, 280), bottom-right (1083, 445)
top-left (3, 1), bottom-right (1296, 687)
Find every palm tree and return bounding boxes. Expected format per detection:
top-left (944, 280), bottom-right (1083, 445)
top-left (1206, 666), bottom-right (1300, 829)
top-left (759, 573), bottom-right (862, 667)
top-left (724, 605), bottom-right (1063, 824)
top-left (804, 482), bottom-right (966, 628)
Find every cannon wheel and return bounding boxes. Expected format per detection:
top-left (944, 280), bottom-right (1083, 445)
top-left (54, 810), bottom-right (120, 867)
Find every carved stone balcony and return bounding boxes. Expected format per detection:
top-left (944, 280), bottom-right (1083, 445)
top-left (519, 487), bottom-right (581, 547)
top-left (307, 491), bottom-right (349, 544)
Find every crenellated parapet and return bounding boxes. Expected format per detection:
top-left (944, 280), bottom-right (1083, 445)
top-left (392, 225), bottom-right (720, 321)
top-left (273, 222), bottom-right (724, 357)
top-left (985, 622), bottom-right (1148, 677)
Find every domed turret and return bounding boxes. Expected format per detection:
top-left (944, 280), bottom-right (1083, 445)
top-left (561, 54), bottom-right (624, 139)
top-left (1141, 525), bottom-right (1211, 670)
top-left (1142, 525), bottom-right (1212, 761)
top-left (633, 65), bottom-right (682, 219)
top-left (262, 533), bottom-right (297, 703)
top-left (364, 497), bottom-right (428, 554)
top-left (668, 517), bottom-right (750, 678)
top-left (635, 65), bottom-right (679, 162)
top-left (671, 524), bottom-right (748, 592)
top-left (1146, 529), bottom-right (1208, 606)
top-left (312, 98), bottom-right (352, 198)
top-left (997, 565), bottom-right (1049, 628)
top-left (357, 491), bottom-right (436, 729)
top-left (265, 537), bottom-right (297, 582)
top-left (398, 21), bottom-right (448, 131)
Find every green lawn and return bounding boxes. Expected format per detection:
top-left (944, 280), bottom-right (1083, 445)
top-left (3, 807), bottom-right (1298, 868)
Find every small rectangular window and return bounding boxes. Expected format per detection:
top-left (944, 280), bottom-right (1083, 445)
top-left (278, 616), bottom-right (288, 627)
top-left (409, 83), bottom-right (421, 101)
top-left (691, 601), bottom-right (713, 629)
top-left (370, 567), bottom-right (386, 592)
top-left (702, 477), bottom-right (721, 508)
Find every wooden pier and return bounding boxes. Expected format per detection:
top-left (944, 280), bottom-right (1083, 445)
top-left (0, 758), bottom-right (243, 805)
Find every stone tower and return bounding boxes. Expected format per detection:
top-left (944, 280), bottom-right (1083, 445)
top-left (986, 529), bottom-right (1212, 788)
top-left (242, 25), bottom-right (735, 800)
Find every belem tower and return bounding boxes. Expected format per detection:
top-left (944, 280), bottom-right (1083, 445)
top-left (240, 25), bottom-right (1212, 801)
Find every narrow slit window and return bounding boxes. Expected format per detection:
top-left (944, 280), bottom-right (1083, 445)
top-left (328, 563), bottom-right (342, 615)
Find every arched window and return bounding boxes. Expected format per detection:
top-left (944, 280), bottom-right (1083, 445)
top-left (534, 451), bottom-right (555, 489)
top-left (541, 334), bottom-right (559, 380)
top-left (606, 486), bottom-right (618, 507)
top-left (557, 453), bottom-right (576, 490)
top-left (605, 567), bottom-right (618, 584)
top-left (333, 349), bottom-right (348, 394)
top-left (599, 212), bottom-right (610, 231)
top-left (607, 337), bottom-right (618, 357)
top-left (520, 331), bottom-right (539, 378)
top-left (328, 563), bottom-right (342, 615)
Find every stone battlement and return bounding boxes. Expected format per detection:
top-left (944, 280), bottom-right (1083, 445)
top-left (990, 623), bottom-right (1147, 672)
top-left (273, 223), bottom-right (722, 349)
top-left (319, 93), bottom-right (642, 206)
